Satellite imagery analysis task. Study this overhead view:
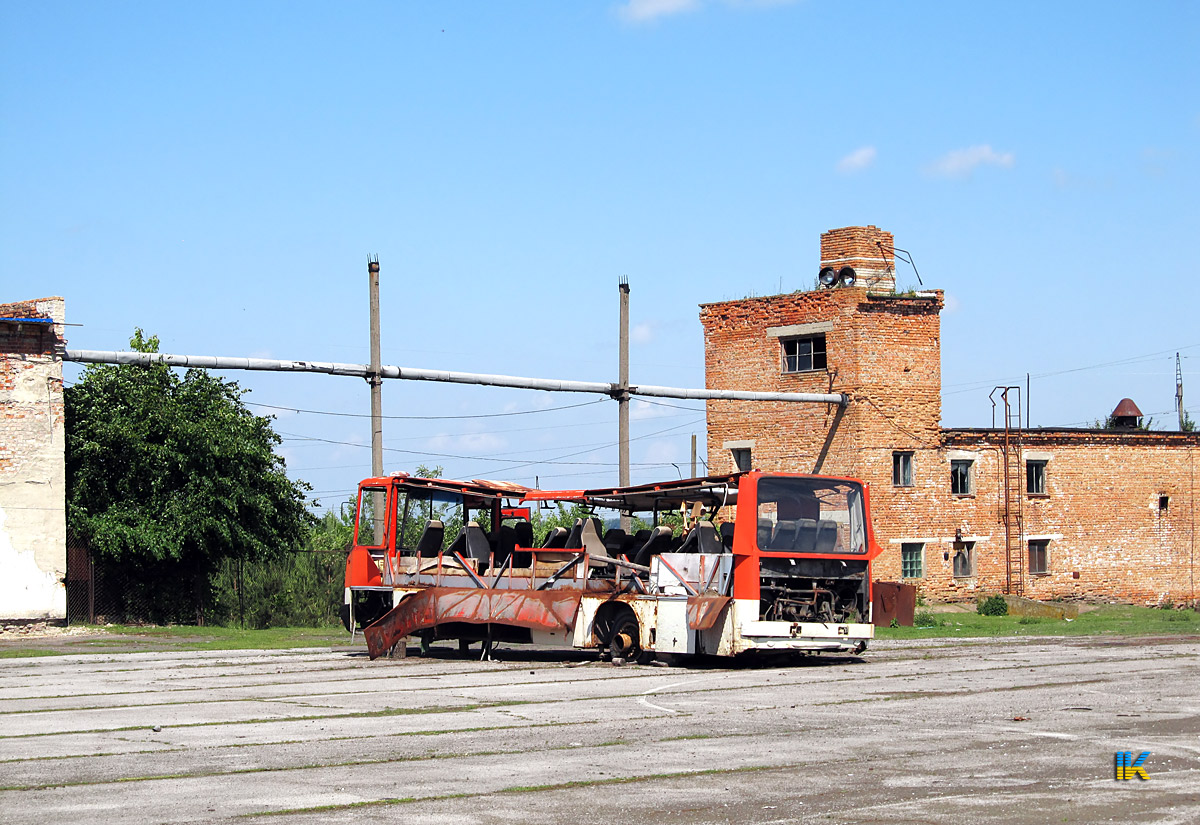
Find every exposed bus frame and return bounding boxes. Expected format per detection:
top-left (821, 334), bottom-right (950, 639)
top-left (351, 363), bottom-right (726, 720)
top-left (344, 471), bottom-right (882, 662)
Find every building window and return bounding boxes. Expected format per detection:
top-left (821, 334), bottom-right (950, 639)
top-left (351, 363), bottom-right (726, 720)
top-left (1027, 460), bottom-right (1047, 495)
top-left (781, 334), bottom-right (827, 373)
top-left (1028, 539), bottom-right (1049, 575)
top-left (730, 447), bottom-right (752, 473)
top-left (950, 460), bottom-right (973, 495)
top-left (901, 542), bottom-right (924, 578)
top-left (893, 452), bottom-right (914, 487)
top-left (953, 541), bottom-right (975, 577)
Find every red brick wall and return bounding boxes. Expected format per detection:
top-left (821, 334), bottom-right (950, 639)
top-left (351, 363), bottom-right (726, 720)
top-left (820, 225), bottom-right (896, 293)
top-left (699, 227), bottom-right (1199, 606)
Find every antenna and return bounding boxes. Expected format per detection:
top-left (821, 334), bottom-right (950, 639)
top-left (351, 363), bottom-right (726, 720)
top-left (1177, 352), bottom-right (1185, 431)
top-left (876, 242), bottom-right (923, 285)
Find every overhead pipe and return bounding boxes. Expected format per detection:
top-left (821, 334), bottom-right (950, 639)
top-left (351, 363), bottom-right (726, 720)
top-left (63, 350), bottom-right (848, 406)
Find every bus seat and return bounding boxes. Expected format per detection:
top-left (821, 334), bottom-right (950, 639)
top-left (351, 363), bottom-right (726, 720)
top-left (415, 520), bottom-right (444, 558)
top-left (770, 520), bottom-right (799, 550)
top-left (564, 519), bottom-right (584, 550)
top-left (678, 526), bottom-right (699, 553)
top-left (580, 518), bottom-right (609, 559)
top-left (633, 526), bottom-right (673, 567)
top-left (695, 520), bottom-right (721, 554)
top-left (465, 521), bottom-right (491, 568)
top-left (602, 527), bottom-right (627, 555)
top-left (512, 521), bottom-right (534, 567)
top-left (493, 524), bottom-right (516, 566)
top-left (815, 520), bottom-right (839, 553)
top-left (719, 521), bottom-right (735, 551)
top-left (757, 518), bottom-right (773, 548)
top-left (542, 526), bottom-right (569, 549)
top-left (445, 529), bottom-right (466, 558)
top-left (795, 518), bottom-right (819, 553)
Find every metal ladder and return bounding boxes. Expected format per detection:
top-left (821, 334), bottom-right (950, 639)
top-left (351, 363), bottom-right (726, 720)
top-left (991, 387), bottom-right (1024, 596)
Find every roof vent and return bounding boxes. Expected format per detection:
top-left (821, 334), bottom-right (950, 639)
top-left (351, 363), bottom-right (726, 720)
top-left (1111, 398), bottom-right (1143, 429)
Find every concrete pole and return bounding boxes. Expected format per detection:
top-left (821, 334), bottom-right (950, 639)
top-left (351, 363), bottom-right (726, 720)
top-left (368, 255), bottom-right (384, 545)
top-left (691, 433), bottom-right (697, 478)
top-left (618, 279), bottom-right (631, 532)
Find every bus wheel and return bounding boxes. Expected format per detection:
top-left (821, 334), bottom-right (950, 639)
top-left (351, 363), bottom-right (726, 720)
top-left (609, 615), bottom-right (641, 662)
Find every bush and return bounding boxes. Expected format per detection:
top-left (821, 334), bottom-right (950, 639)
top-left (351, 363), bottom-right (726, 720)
top-left (977, 595), bottom-right (1009, 616)
top-left (913, 610), bottom-right (943, 627)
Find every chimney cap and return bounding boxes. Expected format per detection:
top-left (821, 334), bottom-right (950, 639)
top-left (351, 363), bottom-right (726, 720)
top-left (1112, 398), bottom-right (1143, 418)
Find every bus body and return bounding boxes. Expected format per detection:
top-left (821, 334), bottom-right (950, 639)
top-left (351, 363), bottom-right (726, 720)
top-left (342, 471), bottom-right (883, 661)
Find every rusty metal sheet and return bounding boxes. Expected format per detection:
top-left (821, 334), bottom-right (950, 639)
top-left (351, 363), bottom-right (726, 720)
top-left (687, 595), bottom-right (731, 630)
top-left (364, 587), bottom-right (583, 660)
top-left (872, 580), bottom-right (916, 627)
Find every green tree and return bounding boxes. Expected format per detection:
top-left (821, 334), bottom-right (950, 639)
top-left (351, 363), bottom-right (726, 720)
top-left (1093, 413), bottom-right (1155, 431)
top-left (65, 329), bottom-right (313, 623)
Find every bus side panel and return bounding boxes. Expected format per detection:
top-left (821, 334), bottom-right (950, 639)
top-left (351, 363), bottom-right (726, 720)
top-left (651, 598), bottom-right (693, 655)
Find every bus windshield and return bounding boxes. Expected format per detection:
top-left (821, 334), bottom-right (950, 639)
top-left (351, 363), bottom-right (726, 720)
top-left (755, 476), bottom-right (867, 554)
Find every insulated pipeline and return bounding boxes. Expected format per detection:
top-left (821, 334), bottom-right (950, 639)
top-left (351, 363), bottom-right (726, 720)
top-left (63, 350), bottom-right (848, 406)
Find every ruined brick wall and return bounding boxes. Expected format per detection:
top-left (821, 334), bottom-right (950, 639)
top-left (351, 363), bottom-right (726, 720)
top-left (903, 430), bottom-right (1199, 605)
top-left (819, 225), bottom-right (897, 294)
top-left (0, 297), bottom-right (67, 620)
top-left (700, 286), bottom-right (943, 488)
top-left (700, 226), bottom-right (1199, 605)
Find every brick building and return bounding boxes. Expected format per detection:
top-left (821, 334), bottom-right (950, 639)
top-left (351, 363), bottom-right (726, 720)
top-left (701, 227), bottom-right (1198, 605)
top-left (0, 297), bottom-right (67, 620)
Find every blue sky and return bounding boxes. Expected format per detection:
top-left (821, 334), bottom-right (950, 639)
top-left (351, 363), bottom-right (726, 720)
top-left (2, 1), bottom-right (1197, 511)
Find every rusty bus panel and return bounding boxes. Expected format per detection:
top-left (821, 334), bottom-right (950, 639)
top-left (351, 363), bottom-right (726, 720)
top-left (686, 595), bottom-right (731, 630)
top-left (364, 587), bottom-right (583, 659)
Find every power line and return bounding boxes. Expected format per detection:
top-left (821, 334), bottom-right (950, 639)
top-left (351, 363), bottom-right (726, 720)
top-left (468, 418), bottom-right (705, 477)
top-left (245, 398), bottom-right (606, 420)
top-left (277, 420), bottom-right (703, 469)
top-left (943, 343), bottom-right (1200, 396)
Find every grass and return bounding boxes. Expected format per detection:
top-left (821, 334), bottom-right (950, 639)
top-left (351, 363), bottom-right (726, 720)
top-left (0, 625), bottom-right (351, 658)
top-left (876, 604), bottom-right (1200, 640)
top-left (0, 649), bottom-right (63, 659)
top-left (3, 605), bottom-right (1198, 659)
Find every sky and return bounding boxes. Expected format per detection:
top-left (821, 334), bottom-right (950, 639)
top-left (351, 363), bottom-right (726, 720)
top-left (2, 1), bottom-right (1197, 514)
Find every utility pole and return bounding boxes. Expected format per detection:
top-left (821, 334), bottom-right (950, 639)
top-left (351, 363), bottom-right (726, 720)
top-left (690, 433), bottom-right (697, 478)
top-left (618, 278), bottom-right (631, 532)
top-left (368, 255), bottom-right (384, 545)
top-left (1178, 353), bottom-right (1185, 431)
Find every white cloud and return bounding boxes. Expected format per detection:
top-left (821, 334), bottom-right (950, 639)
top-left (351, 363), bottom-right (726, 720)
top-left (836, 146), bottom-right (876, 174)
top-left (618, 0), bottom-right (699, 23)
top-left (630, 399), bottom-right (673, 420)
top-left (942, 292), bottom-right (960, 314)
top-left (631, 322), bottom-right (654, 345)
top-left (617, 0), bottom-right (800, 23)
top-left (641, 438), bottom-right (685, 467)
top-left (926, 145), bottom-right (1014, 179)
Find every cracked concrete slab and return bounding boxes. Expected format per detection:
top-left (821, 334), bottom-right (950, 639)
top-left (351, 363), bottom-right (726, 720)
top-left (0, 636), bottom-right (1196, 823)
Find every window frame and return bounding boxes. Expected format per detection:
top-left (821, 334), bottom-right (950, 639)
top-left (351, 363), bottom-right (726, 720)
top-left (780, 334), bottom-right (827, 374)
top-left (1028, 539), bottom-right (1049, 575)
top-left (952, 541), bottom-right (975, 578)
top-left (1026, 460), bottom-right (1047, 496)
top-left (892, 451), bottom-right (914, 487)
top-left (900, 542), bottom-right (924, 579)
top-left (950, 459), bottom-right (974, 496)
